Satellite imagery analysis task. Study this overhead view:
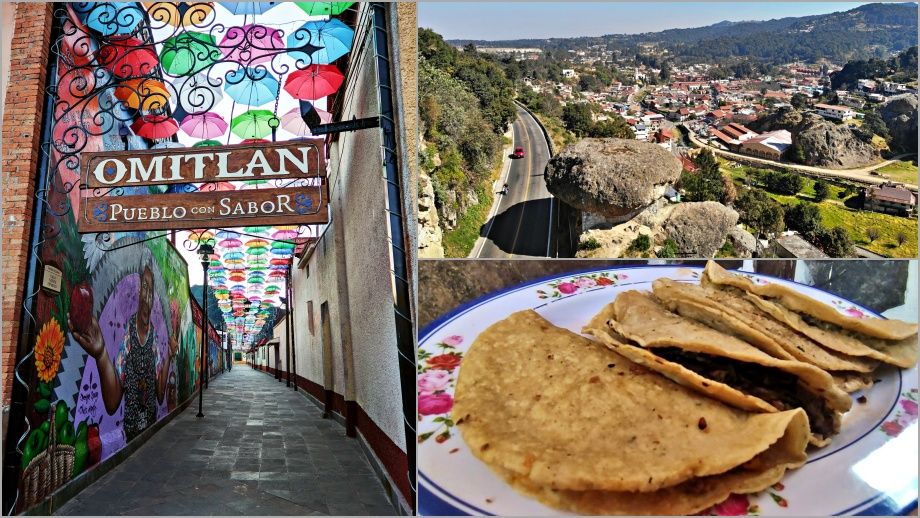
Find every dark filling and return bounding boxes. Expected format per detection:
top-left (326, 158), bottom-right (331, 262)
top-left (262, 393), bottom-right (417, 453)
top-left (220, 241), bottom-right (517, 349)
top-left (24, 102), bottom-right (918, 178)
top-left (654, 347), bottom-right (835, 438)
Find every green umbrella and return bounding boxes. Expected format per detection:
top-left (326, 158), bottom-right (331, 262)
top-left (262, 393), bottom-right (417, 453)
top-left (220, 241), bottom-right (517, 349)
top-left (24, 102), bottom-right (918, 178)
top-left (295, 2), bottom-right (353, 15)
top-left (160, 32), bottom-right (221, 77)
top-left (193, 139), bottom-right (222, 147)
top-left (230, 110), bottom-right (275, 140)
top-left (244, 226), bottom-right (271, 233)
top-left (243, 179), bottom-right (268, 185)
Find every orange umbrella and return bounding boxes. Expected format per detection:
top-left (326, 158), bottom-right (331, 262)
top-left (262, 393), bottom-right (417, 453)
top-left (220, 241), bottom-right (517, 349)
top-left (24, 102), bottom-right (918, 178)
top-left (115, 79), bottom-right (170, 111)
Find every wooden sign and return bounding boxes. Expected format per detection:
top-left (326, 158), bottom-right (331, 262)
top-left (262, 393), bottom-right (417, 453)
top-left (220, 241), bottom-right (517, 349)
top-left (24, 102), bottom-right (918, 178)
top-left (81, 139), bottom-right (326, 189)
top-left (78, 186), bottom-right (328, 232)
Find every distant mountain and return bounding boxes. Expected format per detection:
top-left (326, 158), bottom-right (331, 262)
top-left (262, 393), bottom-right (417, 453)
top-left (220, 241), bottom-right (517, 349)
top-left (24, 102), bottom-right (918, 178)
top-left (448, 3), bottom-right (918, 64)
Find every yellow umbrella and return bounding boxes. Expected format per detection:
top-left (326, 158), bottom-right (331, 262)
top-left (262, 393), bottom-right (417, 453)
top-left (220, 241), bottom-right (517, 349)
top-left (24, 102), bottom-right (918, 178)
top-left (115, 79), bottom-right (170, 111)
top-left (144, 2), bottom-right (214, 28)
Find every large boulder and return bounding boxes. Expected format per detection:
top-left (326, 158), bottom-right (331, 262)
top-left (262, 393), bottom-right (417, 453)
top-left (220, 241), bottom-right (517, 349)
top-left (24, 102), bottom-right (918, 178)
top-left (545, 138), bottom-right (682, 223)
top-left (727, 226), bottom-right (757, 258)
top-left (750, 109), bottom-right (880, 168)
top-left (418, 171), bottom-right (444, 258)
top-left (662, 202), bottom-right (739, 257)
top-left (880, 94), bottom-right (918, 153)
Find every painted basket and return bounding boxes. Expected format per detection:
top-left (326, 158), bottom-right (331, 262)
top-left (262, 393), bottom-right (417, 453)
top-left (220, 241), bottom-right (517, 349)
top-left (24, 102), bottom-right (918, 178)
top-left (21, 413), bottom-right (74, 508)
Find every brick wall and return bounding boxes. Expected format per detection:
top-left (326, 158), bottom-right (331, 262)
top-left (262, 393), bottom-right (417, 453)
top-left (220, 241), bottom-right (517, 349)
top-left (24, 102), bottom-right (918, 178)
top-left (1, 2), bottom-right (54, 406)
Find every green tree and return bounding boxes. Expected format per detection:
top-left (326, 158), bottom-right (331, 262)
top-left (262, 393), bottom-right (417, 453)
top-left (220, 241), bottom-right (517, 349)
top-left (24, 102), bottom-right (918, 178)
top-left (681, 149), bottom-right (726, 202)
top-left (813, 180), bottom-right (829, 202)
top-left (736, 188), bottom-right (786, 237)
top-left (590, 115), bottom-right (634, 139)
top-left (784, 202), bottom-right (823, 239)
top-left (791, 93), bottom-right (809, 109)
top-left (866, 227), bottom-right (880, 242)
top-left (562, 103), bottom-right (594, 137)
top-left (762, 170), bottom-right (805, 195)
top-left (862, 110), bottom-right (890, 142)
top-left (815, 227), bottom-right (855, 257)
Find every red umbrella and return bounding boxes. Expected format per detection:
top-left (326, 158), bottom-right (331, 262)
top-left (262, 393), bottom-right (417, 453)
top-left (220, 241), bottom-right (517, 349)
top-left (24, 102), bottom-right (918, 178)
top-left (283, 65), bottom-right (344, 100)
top-left (131, 115), bottom-right (179, 139)
top-left (96, 38), bottom-right (159, 78)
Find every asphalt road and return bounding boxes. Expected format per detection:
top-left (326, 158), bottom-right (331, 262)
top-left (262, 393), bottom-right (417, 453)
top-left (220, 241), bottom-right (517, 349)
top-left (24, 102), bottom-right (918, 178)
top-left (472, 105), bottom-right (554, 258)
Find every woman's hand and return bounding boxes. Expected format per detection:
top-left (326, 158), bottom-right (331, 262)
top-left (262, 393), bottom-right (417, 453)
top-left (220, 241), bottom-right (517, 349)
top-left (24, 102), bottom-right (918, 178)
top-left (68, 314), bottom-right (105, 360)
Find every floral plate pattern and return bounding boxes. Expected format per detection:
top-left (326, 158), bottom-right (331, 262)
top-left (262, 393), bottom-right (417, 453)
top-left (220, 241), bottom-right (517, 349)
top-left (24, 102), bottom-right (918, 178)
top-left (418, 266), bottom-right (919, 516)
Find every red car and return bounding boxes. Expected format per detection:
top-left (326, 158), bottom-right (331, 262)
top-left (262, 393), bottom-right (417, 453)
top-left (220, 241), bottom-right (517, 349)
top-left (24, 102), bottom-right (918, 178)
top-left (513, 147), bottom-right (525, 158)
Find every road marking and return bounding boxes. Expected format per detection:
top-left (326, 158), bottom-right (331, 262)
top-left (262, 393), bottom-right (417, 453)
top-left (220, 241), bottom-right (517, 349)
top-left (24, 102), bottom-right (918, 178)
top-left (508, 111), bottom-right (533, 258)
top-left (471, 120), bottom-right (516, 258)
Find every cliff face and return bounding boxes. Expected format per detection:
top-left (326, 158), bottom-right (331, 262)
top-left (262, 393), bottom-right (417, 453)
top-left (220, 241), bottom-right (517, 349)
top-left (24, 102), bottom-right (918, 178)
top-left (417, 136), bottom-right (444, 258)
top-left (881, 94), bottom-right (919, 154)
top-left (751, 109), bottom-right (880, 168)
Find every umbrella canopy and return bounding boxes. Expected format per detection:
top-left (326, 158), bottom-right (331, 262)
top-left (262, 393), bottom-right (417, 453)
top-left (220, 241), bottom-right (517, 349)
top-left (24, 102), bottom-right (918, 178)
top-left (280, 103), bottom-right (332, 136)
top-left (114, 79), bottom-right (170, 111)
top-left (180, 112), bottom-right (227, 139)
top-left (224, 67), bottom-right (279, 106)
top-left (131, 115), bottom-right (180, 140)
top-left (219, 238), bottom-right (243, 248)
top-left (152, 141), bottom-right (184, 149)
top-left (96, 38), bottom-right (159, 78)
top-left (271, 229), bottom-right (299, 240)
top-left (170, 73), bottom-right (224, 114)
top-left (220, 24), bottom-right (284, 66)
top-left (230, 110), bottom-right (276, 139)
top-left (288, 18), bottom-right (354, 65)
top-left (75, 2), bottom-right (144, 37)
top-left (145, 2), bottom-right (215, 28)
top-left (295, 2), bottom-right (353, 16)
top-left (219, 2), bottom-right (278, 15)
top-left (160, 32), bottom-right (221, 76)
top-left (283, 65), bottom-right (344, 100)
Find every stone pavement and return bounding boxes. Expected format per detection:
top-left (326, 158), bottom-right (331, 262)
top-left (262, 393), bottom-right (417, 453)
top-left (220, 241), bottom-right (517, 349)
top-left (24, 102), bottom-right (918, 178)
top-left (55, 366), bottom-right (395, 516)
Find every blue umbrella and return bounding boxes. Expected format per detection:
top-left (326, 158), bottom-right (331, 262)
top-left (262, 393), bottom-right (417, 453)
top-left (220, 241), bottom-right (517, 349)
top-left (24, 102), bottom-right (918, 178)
top-left (219, 2), bottom-right (279, 15)
top-left (224, 67), bottom-right (279, 107)
top-left (287, 19), bottom-right (354, 65)
top-left (73, 2), bottom-right (144, 37)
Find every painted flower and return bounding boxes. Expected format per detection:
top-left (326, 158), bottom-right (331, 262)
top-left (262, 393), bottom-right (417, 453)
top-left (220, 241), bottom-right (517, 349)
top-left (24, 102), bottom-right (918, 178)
top-left (418, 369), bottom-right (451, 395)
top-left (34, 319), bottom-right (65, 383)
top-left (711, 493), bottom-right (751, 516)
top-left (442, 335), bottom-right (464, 347)
top-left (596, 276), bottom-right (615, 286)
top-left (575, 277), bottom-right (597, 289)
top-left (557, 282), bottom-right (578, 295)
top-left (900, 399), bottom-right (918, 417)
top-left (881, 420), bottom-right (904, 437)
top-left (427, 353), bottom-right (462, 371)
top-left (419, 393), bottom-right (453, 416)
top-left (844, 308), bottom-right (866, 319)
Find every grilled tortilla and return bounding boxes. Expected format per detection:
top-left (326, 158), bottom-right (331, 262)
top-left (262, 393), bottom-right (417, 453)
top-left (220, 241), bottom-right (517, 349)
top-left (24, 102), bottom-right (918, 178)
top-left (584, 291), bottom-right (851, 447)
top-left (704, 261), bottom-right (919, 353)
top-left (652, 278), bottom-right (880, 375)
top-left (454, 309), bottom-right (810, 505)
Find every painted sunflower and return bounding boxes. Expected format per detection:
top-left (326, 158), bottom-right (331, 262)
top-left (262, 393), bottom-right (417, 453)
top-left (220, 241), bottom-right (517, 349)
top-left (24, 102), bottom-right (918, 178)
top-left (34, 319), bottom-right (65, 383)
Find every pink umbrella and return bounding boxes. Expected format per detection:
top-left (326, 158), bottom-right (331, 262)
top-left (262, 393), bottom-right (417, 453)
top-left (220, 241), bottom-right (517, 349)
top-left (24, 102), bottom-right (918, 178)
top-left (271, 228), bottom-right (299, 240)
top-left (280, 106), bottom-right (332, 136)
top-left (180, 112), bottom-right (227, 139)
top-left (219, 24), bottom-right (284, 66)
top-left (219, 238), bottom-right (243, 248)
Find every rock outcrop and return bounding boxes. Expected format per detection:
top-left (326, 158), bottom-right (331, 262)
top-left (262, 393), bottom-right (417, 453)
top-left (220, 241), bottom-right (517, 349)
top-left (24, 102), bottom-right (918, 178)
top-left (662, 202), bottom-right (739, 257)
top-left (417, 170), bottom-right (444, 258)
top-left (727, 226), bottom-right (758, 258)
top-left (880, 94), bottom-right (918, 153)
top-left (750, 109), bottom-right (880, 168)
top-left (545, 138), bottom-right (682, 224)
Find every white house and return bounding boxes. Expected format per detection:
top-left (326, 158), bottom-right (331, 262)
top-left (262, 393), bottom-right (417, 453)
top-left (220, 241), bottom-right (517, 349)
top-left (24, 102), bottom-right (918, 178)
top-left (562, 69), bottom-right (576, 79)
top-left (815, 103), bottom-right (855, 121)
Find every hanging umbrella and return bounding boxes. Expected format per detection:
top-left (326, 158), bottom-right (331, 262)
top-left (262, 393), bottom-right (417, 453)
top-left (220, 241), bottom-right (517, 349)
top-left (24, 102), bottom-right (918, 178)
top-left (279, 104), bottom-right (332, 136)
top-left (247, 247), bottom-right (269, 256)
top-left (246, 239), bottom-right (268, 248)
top-left (224, 67), bottom-right (279, 107)
top-left (220, 24), bottom-right (284, 66)
top-left (269, 258), bottom-right (290, 265)
top-left (152, 141), bottom-right (184, 149)
top-left (244, 226), bottom-right (270, 234)
top-left (115, 78), bottom-right (170, 111)
top-left (271, 241), bottom-right (296, 249)
top-left (171, 73), bottom-right (224, 114)
top-left (271, 229), bottom-right (299, 240)
top-left (212, 182), bottom-right (237, 191)
top-left (219, 238), bottom-right (243, 248)
top-left (180, 112), bottom-right (228, 139)
top-left (223, 251), bottom-right (245, 260)
top-left (295, 2), bottom-right (353, 16)
top-left (283, 65), bottom-right (345, 100)
top-left (131, 115), bottom-right (180, 140)
top-left (216, 230), bottom-right (240, 238)
top-left (288, 18), bottom-right (354, 65)
top-left (160, 32), bottom-right (221, 76)
top-left (271, 248), bottom-right (294, 257)
top-left (193, 139), bottom-right (223, 147)
top-left (144, 2), bottom-right (215, 28)
top-left (230, 110), bottom-right (276, 139)
top-left (97, 39), bottom-right (159, 78)
top-left (77, 2), bottom-right (145, 37)
top-left (219, 2), bottom-right (278, 15)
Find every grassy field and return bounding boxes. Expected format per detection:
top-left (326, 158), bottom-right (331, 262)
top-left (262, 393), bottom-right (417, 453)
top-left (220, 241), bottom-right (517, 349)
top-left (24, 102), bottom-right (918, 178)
top-left (874, 159), bottom-right (918, 185)
top-left (442, 184), bottom-right (494, 258)
top-left (722, 158), bottom-right (917, 257)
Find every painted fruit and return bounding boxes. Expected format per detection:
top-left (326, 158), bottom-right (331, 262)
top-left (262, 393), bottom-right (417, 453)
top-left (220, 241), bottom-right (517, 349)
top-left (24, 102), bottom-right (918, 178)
top-left (54, 401), bottom-right (68, 429)
top-left (37, 382), bottom-right (52, 398)
top-left (33, 398), bottom-right (50, 415)
top-left (69, 283), bottom-right (94, 332)
top-left (87, 424), bottom-right (102, 465)
top-left (38, 421), bottom-right (50, 450)
top-left (58, 423), bottom-right (75, 446)
top-left (72, 422), bottom-right (89, 476)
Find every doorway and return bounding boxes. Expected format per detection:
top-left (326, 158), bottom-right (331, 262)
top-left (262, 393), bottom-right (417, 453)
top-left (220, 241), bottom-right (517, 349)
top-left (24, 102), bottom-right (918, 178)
top-left (320, 301), bottom-right (335, 417)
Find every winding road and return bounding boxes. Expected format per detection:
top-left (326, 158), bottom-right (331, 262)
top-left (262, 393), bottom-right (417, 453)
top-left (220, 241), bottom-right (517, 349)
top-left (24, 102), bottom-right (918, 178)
top-left (471, 105), bottom-right (555, 258)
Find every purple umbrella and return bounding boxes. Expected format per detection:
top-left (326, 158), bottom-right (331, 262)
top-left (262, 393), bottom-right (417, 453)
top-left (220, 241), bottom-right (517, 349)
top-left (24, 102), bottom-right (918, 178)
top-left (280, 105), bottom-right (331, 137)
top-left (180, 112), bottom-right (228, 139)
top-left (219, 24), bottom-right (284, 66)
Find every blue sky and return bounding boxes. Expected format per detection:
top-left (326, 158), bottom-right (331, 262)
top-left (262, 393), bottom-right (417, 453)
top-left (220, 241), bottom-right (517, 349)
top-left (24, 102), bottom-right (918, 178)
top-left (418, 2), bottom-right (876, 40)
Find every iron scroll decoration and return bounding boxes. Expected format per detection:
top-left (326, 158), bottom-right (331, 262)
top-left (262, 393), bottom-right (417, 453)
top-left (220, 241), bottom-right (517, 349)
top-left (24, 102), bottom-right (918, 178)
top-left (5, 3), bottom-right (348, 513)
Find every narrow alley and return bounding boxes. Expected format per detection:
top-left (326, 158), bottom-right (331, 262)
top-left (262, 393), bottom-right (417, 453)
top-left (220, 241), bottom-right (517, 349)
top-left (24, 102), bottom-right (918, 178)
top-left (55, 366), bottom-right (394, 516)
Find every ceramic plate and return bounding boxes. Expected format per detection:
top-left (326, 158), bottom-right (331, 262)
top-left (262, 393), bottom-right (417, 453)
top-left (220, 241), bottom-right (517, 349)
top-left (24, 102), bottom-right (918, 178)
top-left (417, 266), bottom-right (919, 516)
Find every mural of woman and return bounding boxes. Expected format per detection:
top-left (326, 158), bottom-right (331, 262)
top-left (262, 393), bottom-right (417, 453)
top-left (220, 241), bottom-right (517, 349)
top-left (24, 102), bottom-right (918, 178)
top-left (68, 255), bottom-right (179, 442)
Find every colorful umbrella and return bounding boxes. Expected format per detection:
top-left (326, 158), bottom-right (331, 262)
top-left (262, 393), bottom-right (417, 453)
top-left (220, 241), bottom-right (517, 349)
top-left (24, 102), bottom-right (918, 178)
top-left (115, 78), bottom-right (170, 111)
top-left (220, 24), bottom-right (284, 66)
top-left (247, 247), bottom-right (269, 256)
top-left (271, 229), bottom-right (299, 240)
top-left (97, 39), bottom-right (159, 78)
top-left (160, 32), bottom-right (221, 76)
top-left (193, 139), bottom-right (222, 147)
top-left (244, 226), bottom-right (270, 233)
top-left (152, 141), bottom-right (184, 149)
top-left (288, 18), bottom-right (354, 65)
top-left (280, 104), bottom-right (332, 136)
top-left (283, 65), bottom-right (345, 100)
top-left (76, 2), bottom-right (144, 36)
top-left (145, 2), bottom-right (215, 28)
top-left (224, 67), bottom-right (279, 107)
top-left (219, 238), bottom-right (242, 248)
top-left (246, 239), bottom-right (269, 248)
top-left (219, 2), bottom-right (278, 15)
top-left (131, 115), bottom-right (179, 140)
top-left (295, 2), bottom-right (353, 16)
top-left (180, 112), bottom-right (227, 138)
top-left (171, 73), bottom-right (224, 114)
top-left (230, 110), bottom-right (276, 139)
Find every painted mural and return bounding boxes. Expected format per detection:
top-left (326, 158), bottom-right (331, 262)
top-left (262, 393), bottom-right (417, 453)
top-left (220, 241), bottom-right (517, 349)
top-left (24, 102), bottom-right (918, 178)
top-left (10, 8), bottom-right (206, 513)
